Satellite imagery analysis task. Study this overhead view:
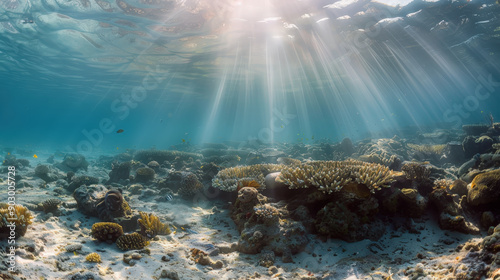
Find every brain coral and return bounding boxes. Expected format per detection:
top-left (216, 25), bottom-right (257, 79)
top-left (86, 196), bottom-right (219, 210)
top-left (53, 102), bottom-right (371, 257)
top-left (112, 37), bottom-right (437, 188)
top-left (212, 164), bottom-right (284, 192)
top-left (91, 222), bottom-right (124, 242)
top-left (277, 159), bottom-right (395, 194)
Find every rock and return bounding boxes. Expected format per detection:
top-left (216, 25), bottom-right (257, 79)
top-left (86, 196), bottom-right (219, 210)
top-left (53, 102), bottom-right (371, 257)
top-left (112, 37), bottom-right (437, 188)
top-left (340, 138), bottom-right (355, 156)
top-left (481, 211), bottom-right (496, 228)
top-left (458, 154), bottom-right (480, 177)
top-left (449, 179), bottom-right (468, 196)
top-left (160, 269), bottom-right (179, 280)
top-left (65, 244), bottom-right (82, 252)
top-left (107, 161), bottom-right (131, 183)
top-left (441, 142), bottom-right (465, 165)
top-left (467, 169), bottom-right (500, 207)
top-left (462, 136), bottom-right (494, 158)
top-left (55, 154), bottom-right (89, 172)
top-left (264, 172), bottom-right (286, 190)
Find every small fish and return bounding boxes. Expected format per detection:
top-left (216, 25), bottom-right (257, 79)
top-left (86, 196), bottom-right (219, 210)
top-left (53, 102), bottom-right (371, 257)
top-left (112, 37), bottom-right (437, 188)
top-left (200, 165), bottom-right (204, 169)
top-left (311, 136), bottom-right (314, 140)
top-left (73, 251), bottom-right (78, 256)
top-left (165, 194), bottom-right (173, 201)
top-left (116, 147), bottom-right (119, 150)
top-left (280, 125), bottom-right (284, 128)
top-left (116, 129), bottom-right (124, 133)
top-left (7, 152), bottom-right (10, 155)
top-left (182, 139), bottom-right (186, 143)
top-left (33, 154), bottom-right (38, 158)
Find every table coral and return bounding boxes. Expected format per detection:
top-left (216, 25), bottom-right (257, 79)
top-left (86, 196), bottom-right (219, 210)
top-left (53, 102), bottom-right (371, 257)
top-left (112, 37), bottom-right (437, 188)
top-left (212, 164), bottom-right (284, 191)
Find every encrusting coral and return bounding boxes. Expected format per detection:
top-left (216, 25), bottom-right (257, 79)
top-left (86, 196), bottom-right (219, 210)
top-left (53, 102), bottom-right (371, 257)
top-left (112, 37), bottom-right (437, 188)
top-left (85, 252), bottom-right (102, 263)
top-left (212, 164), bottom-right (284, 192)
top-left (0, 203), bottom-right (33, 238)
top-left (91, 222), bottom-right (124, 242)
top-left (116, 232), bottom-right (149, 250)
top-left (402, 162), bottom-right (431, 181)
top-left (137, 212), bottom-right (171, 238)
top-left (277, 159), bottom-right (395, 194)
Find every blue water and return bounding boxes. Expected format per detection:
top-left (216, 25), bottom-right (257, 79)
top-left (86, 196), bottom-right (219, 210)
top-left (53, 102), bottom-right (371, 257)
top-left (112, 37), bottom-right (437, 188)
top-left (1, 0), bottom-right (499, 152)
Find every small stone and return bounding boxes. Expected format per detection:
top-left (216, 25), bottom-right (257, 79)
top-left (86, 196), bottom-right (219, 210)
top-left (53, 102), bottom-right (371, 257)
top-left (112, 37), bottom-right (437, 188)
top-left (211, 260), bottom-right (223, 269)
top-left (131, 253), bottom-right (142, 260)
top-left (65, 244), bottom-right (82, 252)
top-left (268, 266), bottom-right (279, 275)
top-left (161, 255), bottom-right (171, 262)
top-left (160, 269), bottom-right (180, 280)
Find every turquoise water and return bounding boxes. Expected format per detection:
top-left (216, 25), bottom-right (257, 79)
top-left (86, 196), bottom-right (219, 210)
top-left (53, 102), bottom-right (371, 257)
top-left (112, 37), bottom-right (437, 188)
top-left (1, 0), bottom-right (499, 152)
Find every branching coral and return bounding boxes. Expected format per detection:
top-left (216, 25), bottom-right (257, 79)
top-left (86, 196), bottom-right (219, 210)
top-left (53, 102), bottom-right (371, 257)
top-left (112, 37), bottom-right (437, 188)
top-left (277, 160), bottom-right (395, 194)
top-left (212, 164), bottom-right (284, 192)
top-left (116, 232), bottom-right (149, 250)
top-left (138, 212), bottom-right (171, 238)
top-left (0, 203), bottom-right (33, 238)
top-left (91, 222), bottom-right (124, 242)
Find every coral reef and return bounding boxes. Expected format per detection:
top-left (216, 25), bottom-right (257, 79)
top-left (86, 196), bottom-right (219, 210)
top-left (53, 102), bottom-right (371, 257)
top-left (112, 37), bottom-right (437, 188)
top-left (462, 124), bottom-right (489, 136)
top-left (134, 167), bottom-right (155, 183)
top-left (212, 164), bottom-right (284, 192)
top-left (85, 252), bottom-right (102, 263)
top-left (277, 160), bottom-right (395, 194)
top-left (468, 169), bottom-right (500, 207)
top-left (67, 175), bottom-right (99, 192)
top-left (2, 154), bottom-right (30, 169)
top-left (91, 222), bottom-right (124, 242)
top-left (178, 172), bottom-right (203, 198)
top-left (402, 162), bottom-right (431, 181)
top-left (0, 203), bottom-right (33, 238)
top-left (137, 212), bottom-right (170, 238)
top-left (408, 144), bottom-right (445, 163)
top-left (116, 232), bottom-right (149, 250)
top-left (463, 135), bottom-right (494, 158)
top-left (314, 194), bottom-right (384, 242)
top-left (230, 188), bottom-right (308, 258)
top-left (134, 150), bottom-right (203, 164)
top-left (429, 188), bottom-right (479, 234)
top-left (55, 153), bottom-right (89, 172)
top-left (107, 161), bottom-right (131, 183)
top-left (34, 164), bottom-right (59, 182)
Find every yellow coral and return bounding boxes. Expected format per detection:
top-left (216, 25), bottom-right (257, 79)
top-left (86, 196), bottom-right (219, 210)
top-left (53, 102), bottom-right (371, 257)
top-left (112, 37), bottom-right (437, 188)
top-left (116, 232), bottom-right (149, 251)
top-left (138, 212), bottom-right (171, 238)
top-left (212, 164), bottom-right (284, 191)
top-left (408, 144), bottom-right (446, 155)
top-left (0, 203), bottom-right (33, 238)
top-left (91, 222), bottom-right (124, 242)
top-left (85, 252), bottom-right (102, 263)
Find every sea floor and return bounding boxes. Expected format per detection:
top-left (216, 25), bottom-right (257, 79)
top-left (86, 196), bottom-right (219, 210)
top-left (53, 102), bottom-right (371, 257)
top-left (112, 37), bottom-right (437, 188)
top-left (1, 131), bottom-right (499, 279)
